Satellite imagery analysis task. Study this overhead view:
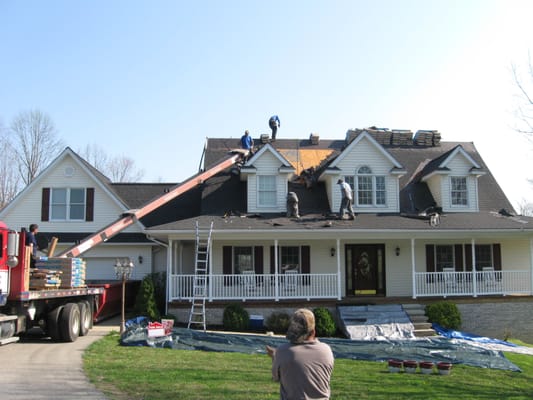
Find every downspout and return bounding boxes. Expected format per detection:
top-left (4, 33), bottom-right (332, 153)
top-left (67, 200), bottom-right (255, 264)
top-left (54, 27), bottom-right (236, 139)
top-left (471, 238), bottom-right (477, 297)
top-left (411, 238), bottom-right (416, 299)
top-left (336, 238), bottom-right (341, 300)
top-left (530, 238), bottom-right (533, 295)
top-left (209, 240), bottom-right (213, 302)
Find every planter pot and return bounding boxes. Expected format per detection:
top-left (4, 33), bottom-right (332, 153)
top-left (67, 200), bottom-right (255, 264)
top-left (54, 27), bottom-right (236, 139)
top-left (437, 362), bottom-right (453, 375)
top-left (403, 360), bottom-right (418, 374)
top-left (388, 359), bottom-right (403, 373)
top-left (419, 361), bottom-right (434, 374)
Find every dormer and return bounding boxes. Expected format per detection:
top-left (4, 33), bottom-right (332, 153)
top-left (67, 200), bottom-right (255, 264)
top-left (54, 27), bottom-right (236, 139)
top-left (418, 145), bottom-right (485, 212)
top-left (240, 144), bottom-right (295, 213)
top-left (319, 130), bottom-right (406, 213)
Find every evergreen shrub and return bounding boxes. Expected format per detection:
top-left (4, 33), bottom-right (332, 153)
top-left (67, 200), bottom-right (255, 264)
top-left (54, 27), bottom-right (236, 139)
top-left (265, 312), bottom-right (291, 334)
top-left (425, 301), bottom-right (461, 330)
top-left (134, 275), bottom-right (161, 321)
top-left (313, 307), bottom-right (336, 337)
top-left (222, 304), bottom-right (249, 331)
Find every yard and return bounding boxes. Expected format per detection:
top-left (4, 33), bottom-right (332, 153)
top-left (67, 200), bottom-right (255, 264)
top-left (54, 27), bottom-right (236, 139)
top-left (84, 332), bottom-right (533, 400)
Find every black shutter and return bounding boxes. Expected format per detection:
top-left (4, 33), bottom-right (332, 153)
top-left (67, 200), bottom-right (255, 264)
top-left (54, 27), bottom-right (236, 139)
top-left (223, 246), bottom-right (232, 286)
top-left (465, 245), bottom-right (473, 271)
top-left (492, 244), bottom-right (502, 271)
top-left (454, 244), bottom-right (463, 271)
top-left (41, 188), bottom-right (50, 221)
top-left (86, 188), bottom-right (94, 221)
top-left (301, 245), bottom-right (310, 285)
top-left (425, 245), bottom-right (435, 272)
top-left (254, 247), bottom-right (263, 274)
top-left (270, 246), bottom-right (275, 274)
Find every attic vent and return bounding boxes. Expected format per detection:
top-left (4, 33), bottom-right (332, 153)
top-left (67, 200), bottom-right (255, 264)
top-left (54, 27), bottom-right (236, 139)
top-left (309, 133), bottom-right (319, 145)
top-left (64, 166), bottom-right (75, 177)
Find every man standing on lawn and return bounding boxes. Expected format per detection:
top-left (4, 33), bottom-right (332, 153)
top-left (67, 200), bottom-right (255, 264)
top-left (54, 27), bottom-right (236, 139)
top-left (266, 308), bottom-right (334, 400)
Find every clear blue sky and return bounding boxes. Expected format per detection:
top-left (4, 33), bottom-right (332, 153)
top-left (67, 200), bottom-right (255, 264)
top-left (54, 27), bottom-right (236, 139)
top-left (1, 0), bottom-right (532, 208)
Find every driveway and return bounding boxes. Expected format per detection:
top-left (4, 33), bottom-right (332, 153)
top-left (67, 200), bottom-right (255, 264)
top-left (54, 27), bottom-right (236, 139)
top-left (0, 318), bottom-right (119, 400)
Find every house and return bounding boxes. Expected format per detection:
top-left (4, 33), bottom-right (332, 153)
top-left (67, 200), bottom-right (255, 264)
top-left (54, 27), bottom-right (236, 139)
top-left (2, 130), bottom-right (533, 323)
top-left (140, 128), bottom-right (533, 319)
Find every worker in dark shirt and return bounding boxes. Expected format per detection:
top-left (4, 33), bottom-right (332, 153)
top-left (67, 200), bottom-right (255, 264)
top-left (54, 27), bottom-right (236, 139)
top-left (269, 115), bottom-right (280, 140)
top-left (26, 223), bottom-right (39, 268)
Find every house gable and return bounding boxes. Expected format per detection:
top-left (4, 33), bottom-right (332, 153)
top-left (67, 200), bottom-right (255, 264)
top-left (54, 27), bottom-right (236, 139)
top-left (320, 131), bottom-right (405, 213)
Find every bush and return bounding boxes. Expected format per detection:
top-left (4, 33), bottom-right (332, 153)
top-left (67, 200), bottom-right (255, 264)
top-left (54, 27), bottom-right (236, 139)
top-left (265, 312), bottom-right (291, 334)
top-left (313, 307), bottom-right (336, 337)
top-left (425, 302), bottom-right (461, 330)
top-left (134, 275), bottom-right (161, 321)
top-left (223, 304), bottom-right (249, 331)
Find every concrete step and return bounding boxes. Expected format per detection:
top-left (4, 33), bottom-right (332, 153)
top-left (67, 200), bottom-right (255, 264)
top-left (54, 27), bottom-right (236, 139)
top-left (404, 309), bottom-right (426, 317)
top-left (409, 315), bottom-right (429, 323)
top-left (401, 303), bottom-right (425, 311)
top-left (413, 322), bottom-right (433, 330)
top-left (413, 328), bottom-right (436, 337)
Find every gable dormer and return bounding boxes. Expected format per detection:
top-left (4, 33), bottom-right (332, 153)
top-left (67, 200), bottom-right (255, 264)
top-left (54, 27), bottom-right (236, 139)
top-left (319, 130), bottom-right (406, 213)
top-left (240, 144), bottom-right (295, 213)
top-left (419, 145), bottom-right (485, 212)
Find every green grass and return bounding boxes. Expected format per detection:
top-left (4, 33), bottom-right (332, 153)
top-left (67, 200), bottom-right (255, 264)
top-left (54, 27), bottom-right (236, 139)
top-left (84, 332), bottom-right (533, 400)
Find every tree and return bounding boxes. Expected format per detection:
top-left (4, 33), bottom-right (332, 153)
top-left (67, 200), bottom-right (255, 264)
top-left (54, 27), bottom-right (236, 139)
top-left (517, 198), bottom-right (533, 216)
top-left (10, 109), bottom-right (64, 185)
top-left (512, 53), bottom-right (533, 141)
top-left (0, 123), bottom-right (21, 209)
top-left (79, 143), bottom-right (145, 182)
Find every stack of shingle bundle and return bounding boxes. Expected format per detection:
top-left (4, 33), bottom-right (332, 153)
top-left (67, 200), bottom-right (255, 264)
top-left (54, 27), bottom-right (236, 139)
top-left (30, 268), bottom-right (62, 289)
top-left (391, 130), bottom-right (413, 146)
top-left (368, 129), bottom-right (392, 145)
top-left (35, 257), bottom-right (87, 288)
top-left (414, 130), bottom-right (435, 146)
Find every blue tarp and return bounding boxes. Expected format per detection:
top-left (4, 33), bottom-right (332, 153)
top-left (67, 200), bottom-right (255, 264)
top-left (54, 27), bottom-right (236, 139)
top-left (119, 318), bottom-right (521, 372)
top-left (432, 323), bottom-right (517, 347)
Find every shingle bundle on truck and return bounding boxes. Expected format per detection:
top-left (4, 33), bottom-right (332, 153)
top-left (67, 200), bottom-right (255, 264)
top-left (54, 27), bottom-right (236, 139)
top-left (0, 150), bottom-right (246, 344)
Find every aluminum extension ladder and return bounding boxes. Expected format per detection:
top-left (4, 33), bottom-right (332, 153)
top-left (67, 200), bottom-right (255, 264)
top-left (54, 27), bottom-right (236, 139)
top-left (187, 221), bottom-right (213, 331)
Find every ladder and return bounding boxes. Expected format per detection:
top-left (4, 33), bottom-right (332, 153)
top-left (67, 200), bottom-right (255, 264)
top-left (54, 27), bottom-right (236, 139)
top-left (187, 221), bottom-right (214, 331)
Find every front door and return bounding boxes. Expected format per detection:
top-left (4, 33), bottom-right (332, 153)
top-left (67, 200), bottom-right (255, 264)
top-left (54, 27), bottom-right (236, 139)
top-left (345, 244), bottom-right (386, 296)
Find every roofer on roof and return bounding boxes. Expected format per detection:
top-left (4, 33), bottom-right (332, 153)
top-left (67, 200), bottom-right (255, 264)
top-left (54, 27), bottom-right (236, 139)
top-left (240, 130), bottom-right (254, 152)
top-left (337, 179), bottom-right (356, 220)
top-left (269, 115), bottom-right (280, 140)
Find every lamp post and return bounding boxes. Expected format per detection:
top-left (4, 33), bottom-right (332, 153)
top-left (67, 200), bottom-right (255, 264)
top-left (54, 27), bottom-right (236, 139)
top-left (114, 257), bottom-right (134, 334)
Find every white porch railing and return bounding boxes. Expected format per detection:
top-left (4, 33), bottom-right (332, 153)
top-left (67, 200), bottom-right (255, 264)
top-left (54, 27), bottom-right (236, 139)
top-left (169, 273), bottom-right (339, 301)
top-left (414, 270), bottom-right (532, 298)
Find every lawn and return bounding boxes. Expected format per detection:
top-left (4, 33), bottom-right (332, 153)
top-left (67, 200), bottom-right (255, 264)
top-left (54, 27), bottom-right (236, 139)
top-left (84, 332), bottom-right (533, 400)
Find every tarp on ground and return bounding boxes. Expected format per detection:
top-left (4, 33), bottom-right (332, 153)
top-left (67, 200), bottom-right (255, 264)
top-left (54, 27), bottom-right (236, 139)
top-left (432, 323), bottom-right (517, 347)
top-left (119, 319), bottom-right (520, 372)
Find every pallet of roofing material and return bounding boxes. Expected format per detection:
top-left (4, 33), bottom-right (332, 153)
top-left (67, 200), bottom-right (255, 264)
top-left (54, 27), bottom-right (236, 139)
top-left (30, 269), bottom-right (62, 289)
top-left (36, 257), bottom-right (87, 288)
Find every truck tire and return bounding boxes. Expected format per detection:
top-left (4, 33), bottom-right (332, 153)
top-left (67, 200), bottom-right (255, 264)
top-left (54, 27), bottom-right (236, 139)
top-left (46, 306), bottom-right (64, 342)
top-left (59, 303), bottom-right (80, 342)
top-left (78, 301), bottom-right (91, 336)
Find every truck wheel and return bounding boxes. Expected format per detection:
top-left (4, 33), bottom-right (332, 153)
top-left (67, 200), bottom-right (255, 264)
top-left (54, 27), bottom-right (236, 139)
top-left (78, 301), bottom-right (91, 336)
top-left (59, 303), bottom-right (80, 342)
top-left (46, 306), bottom-right (64, 342)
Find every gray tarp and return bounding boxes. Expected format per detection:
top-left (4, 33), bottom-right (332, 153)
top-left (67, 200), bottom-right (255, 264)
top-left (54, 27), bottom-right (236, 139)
top-left (120, 323), bottom-right (521, 372)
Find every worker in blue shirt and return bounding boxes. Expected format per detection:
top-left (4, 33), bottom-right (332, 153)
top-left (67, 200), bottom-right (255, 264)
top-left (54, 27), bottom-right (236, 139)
top-left (269, 115), bottom-right (280, 140)
top-left (26, 223), bottom-right (39, 267)
top-left (240, 130), bottom-right (254, 153)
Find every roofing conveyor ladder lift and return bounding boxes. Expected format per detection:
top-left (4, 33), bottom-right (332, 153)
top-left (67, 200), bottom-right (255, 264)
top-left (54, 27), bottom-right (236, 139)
top-left (187, 221), bottom-right (213, 331)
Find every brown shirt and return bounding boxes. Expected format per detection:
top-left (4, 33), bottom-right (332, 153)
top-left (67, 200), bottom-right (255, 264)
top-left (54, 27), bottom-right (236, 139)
top-left (272, 340), bottom-right (334, 400)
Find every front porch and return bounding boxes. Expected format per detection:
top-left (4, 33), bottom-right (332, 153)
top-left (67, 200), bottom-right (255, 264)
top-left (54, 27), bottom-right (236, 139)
top-left (168, 269), bottom-right (533, 301)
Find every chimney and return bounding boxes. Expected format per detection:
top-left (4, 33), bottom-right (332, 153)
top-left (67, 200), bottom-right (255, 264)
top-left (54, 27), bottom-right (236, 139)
top-left (309, 133), bottom-right (319, 145)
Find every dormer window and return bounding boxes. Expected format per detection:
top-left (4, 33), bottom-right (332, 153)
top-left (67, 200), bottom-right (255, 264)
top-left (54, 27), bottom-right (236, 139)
top-left (356, 166), bottom-right (386, 206)
top-left (451, 176), bottom-right (468, 206)
top-left (258, 175), bottom-right (277, 207)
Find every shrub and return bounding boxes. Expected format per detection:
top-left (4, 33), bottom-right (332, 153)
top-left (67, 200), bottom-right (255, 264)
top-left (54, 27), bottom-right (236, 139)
top-left (425, 302), bottom-right (461, 330)
top-left (265, 312), bottom-right (291, 334)
top-left (223, 304), bottom-right (249, 331)
top-left (313, 307), bottom-right (336, 337)
top-left (134, 275), bottom-right (161, 321)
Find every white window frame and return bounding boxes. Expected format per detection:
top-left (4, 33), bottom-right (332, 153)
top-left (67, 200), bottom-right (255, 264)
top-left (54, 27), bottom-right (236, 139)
top-left (50, 188), bottom-right (86, 221)
top-left (257, 175), bottom-right (277, 207)
top-left (355, 166), bottom-right (386, 207)
top-left (450, 176), bottom-right (468, 206)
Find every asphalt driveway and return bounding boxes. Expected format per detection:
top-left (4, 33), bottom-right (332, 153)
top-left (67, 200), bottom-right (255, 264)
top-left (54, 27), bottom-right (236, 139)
top-left (0, 319), bottom-right (119, 400)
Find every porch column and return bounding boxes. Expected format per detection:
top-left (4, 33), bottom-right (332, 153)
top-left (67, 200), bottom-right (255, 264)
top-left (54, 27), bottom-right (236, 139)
top-left (336, 238), bottom-right (341, 300)
top-left (167, 239), bottom-right (173, 302)
top-left (471, 238), bottom-right (477, 297)
top-left (530, 238), bottom-right (533, 295)
top-left (274, 239), bottom-right (279, 301)
top-left (411, 238), bottom-right (416, 299)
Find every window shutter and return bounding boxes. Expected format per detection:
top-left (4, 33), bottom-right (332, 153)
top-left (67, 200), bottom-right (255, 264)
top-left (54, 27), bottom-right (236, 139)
top-left (41, 188), bottom-right (50, 221)
top-left (425, 245), bottom-right (435, 272)
top-left (254, 247), bottom-right (263, 274)
top-left (492, 244), bottom-right (502, 271)
top-left (86, 188), bottom-right (94, 222)
top-left (270, 246), bottom-right (275, 274)
top-left (465, 245), bottom-right (473, 271)
top-left (223, 246), bottom-right (232, 286)
top-left (454, 244), bottom-right (463, 271)
top-left (301, 245), bottom-right (310, 285)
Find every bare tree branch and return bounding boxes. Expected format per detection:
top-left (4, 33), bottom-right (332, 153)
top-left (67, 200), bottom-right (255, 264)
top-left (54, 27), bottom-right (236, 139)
top-left (10, 109), bottom-right (64, 184)
top-left (106, 155), bottom-right (145, 182)
top-left (0, 123), bottom-right (21, 210)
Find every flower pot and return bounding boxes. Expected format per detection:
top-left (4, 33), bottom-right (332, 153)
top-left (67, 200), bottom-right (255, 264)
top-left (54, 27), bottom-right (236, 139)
top-left (403, 360), bottom-right (418, 374)
top-left (419, 361), bottom-right (434, 374)
top-left (437, 362), bottom-right (453, 375)
top-left (388, 359), bottom-right (403, 373)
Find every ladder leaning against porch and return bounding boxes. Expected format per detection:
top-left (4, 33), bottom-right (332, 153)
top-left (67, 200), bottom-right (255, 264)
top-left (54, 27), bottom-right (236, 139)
top-left (187, 221), bottom-right (214, 331)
